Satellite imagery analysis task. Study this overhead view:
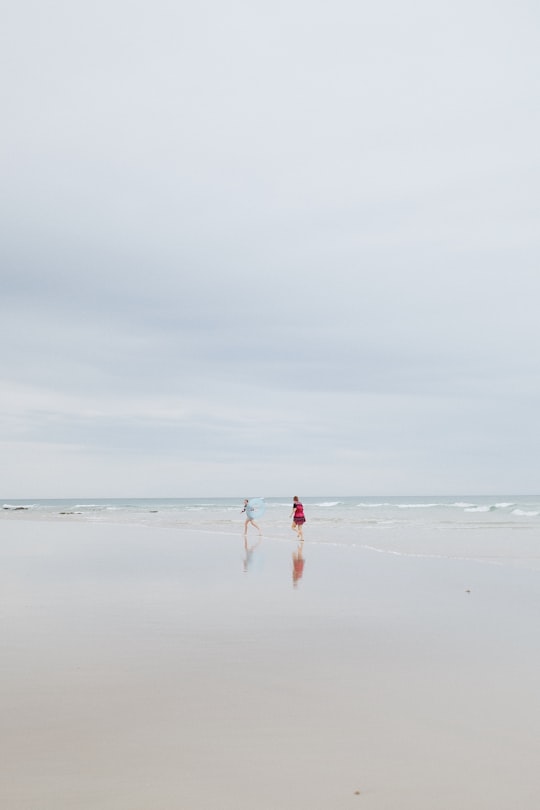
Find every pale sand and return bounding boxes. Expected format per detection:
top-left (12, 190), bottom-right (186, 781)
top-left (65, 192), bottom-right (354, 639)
top-left (1, 519), bottom-right (540, 809)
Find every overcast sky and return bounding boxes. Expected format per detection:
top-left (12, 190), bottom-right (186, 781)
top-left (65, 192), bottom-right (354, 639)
top-left (1, 0), bottom-right (539, 497)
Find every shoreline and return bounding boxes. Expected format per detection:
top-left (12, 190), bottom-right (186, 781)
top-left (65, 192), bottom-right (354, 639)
top-left (3, 504), bottom-right (540, 574)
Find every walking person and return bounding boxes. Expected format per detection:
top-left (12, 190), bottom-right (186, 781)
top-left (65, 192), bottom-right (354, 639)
top-left (290, 496), bottom-right (306, 541)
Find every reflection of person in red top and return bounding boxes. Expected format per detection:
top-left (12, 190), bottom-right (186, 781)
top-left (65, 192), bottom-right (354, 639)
top-left (292, 543), bottom-right (305, 587)
top-left (290, 496), bottom-right (306, 541)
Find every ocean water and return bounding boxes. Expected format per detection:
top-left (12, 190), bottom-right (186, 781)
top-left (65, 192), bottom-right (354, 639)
top-left (3, 495), bottom-right (540, 571)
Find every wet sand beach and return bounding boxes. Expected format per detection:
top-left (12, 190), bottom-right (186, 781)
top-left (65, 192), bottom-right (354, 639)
top-left (1, 519), bottom-right (540, 809)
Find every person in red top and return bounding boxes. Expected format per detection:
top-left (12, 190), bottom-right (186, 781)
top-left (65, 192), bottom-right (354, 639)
top-left (290, 496), bottom-right (306, 541)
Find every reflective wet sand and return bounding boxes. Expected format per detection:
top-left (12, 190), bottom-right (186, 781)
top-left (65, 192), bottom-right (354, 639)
top-left (2, 520), bottom-right (540, 809)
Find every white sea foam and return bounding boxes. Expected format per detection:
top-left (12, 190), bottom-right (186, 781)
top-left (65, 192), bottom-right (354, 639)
top-left (495, 502), bottom-right (516, 509)
top-left (512, 509), bottom-right (540, 517)
top-left (398, 503), bottom-right (438, 509)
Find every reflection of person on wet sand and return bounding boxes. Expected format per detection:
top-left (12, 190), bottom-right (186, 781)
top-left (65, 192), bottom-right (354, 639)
top-left (243, 535), bottom-right (262, 573)
top-left (292, 543), bottom-right (305, 587)
top-left (242, 499), bottom-right (262, 538)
